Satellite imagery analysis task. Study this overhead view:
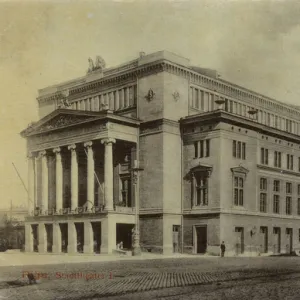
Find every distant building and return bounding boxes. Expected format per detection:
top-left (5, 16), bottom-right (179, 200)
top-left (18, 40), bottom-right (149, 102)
top-left (21, 51), bottom-right (300, 256)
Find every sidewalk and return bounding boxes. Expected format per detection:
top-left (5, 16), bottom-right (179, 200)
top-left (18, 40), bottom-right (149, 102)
top-left (0, 250), bottom-right (207, 267)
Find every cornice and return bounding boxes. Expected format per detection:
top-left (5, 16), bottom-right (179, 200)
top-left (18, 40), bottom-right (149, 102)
top-left (36, 57), bottom-right (300, 121)
top-left (181, 110), bottom-right (300, 144)
top-left (257, 164), bottom-right (300, 177)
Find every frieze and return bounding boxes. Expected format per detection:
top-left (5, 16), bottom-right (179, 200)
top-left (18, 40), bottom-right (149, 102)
top-left (28, 122), bottom-right (109, 149)
top-left (23, 115), bottom-right (98, 136)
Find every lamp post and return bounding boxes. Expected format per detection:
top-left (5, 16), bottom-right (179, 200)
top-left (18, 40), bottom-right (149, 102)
top-left (130, 159), bottom-right (144, 256)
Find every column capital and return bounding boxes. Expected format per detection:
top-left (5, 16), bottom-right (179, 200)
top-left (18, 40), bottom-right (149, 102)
top-left (53, 147), bottom-right (61, 154)
top-left (39, 150), bottom-right (47, 158)
top-left (101, 138), bottom-right (116, 145)
top-left (27, 152), bottom-right (35, 159)
top-left (68, 144), bottom-right (77, 151)
top-left (84, 141), bottom-right (93, 148)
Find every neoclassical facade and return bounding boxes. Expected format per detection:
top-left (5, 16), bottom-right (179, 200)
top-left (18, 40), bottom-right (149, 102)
top-left (22, 51), bottom-right (300, 256)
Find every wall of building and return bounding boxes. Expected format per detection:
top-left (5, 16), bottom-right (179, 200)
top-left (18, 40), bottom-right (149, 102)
top-left (139, 132), bottom-right (164, 210)
top-left (183, 215), bottom-right (220, 255)
top-left (219, 123), bottom-right (258, 212)
top-left (138, 73), bottom-right (164, 122)
top-left (162, 72), bottom-right (189, 121)
top-left (182, 126), bottom-right (221, 210)
top-left (140, 216), bottom-right (163, 253)
top-left (221, 213), bottom-right (300, 256)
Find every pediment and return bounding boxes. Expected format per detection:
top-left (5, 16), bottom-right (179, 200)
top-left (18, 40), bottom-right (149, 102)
top-left (21, 110), bottom-right (101, 136)
top-left (231, 166), bottom-right (249, 175)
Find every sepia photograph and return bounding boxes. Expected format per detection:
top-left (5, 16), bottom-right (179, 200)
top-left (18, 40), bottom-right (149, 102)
top-left (1, 0), bottom-right (300, 299)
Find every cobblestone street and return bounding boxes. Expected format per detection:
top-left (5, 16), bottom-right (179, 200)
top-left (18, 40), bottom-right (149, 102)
top-left (1, 256), bottom-right (300, 299)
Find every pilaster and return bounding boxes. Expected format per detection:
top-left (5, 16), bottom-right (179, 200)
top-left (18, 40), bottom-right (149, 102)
top-left (52, 223), bottom-right (62, 253)
top-left (83, 221), bottom-right (94, 254)
top-left (67, 222), bottom-right (77, 254)
top-left (38, 223), bottom-right (47, 253)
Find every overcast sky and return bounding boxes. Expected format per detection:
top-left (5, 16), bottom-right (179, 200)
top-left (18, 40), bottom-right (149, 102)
top-left (0, 0), bottom-right (300, 208)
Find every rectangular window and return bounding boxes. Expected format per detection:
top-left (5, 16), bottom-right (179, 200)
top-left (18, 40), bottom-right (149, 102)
top-left (286, 182), bottom-right (292, 194)
top-left (273, 195), bottom-right (280, 214)
top-left (298, 157), bottom-right (300, 172)
top-left (234, 176), bottom-right (244, 206)
top-left (120, 177), bottom-right (132, 207)
top-left (286, 197), bottom-right (292, 215)
top-left (298, 184), bottom-right (300, 196)
top-left (298, 229), bottom-right (300, 242)
top-left (298, 198), bottom-right (300, 215)
top-left (237, 141), bottom-right (241, 159)
top-left (233, 140), bottom-right (237, 157)
top-left (260, 193), bottom-right (267, 213)
top-left (233, 140), bottom-right (246, 160)
top-left (260, 178), bottom-right (267, 190)
top-left (261, 148), bottom-right (269, 165)
top-left (194, 142), bottom-right (198, 158)
top-left (273, 180), bottom-right (280, 192)
top-left (206, 140), bottom-right (210, 157)
top-left (287, 154), bottom-right (294, 170)
top-left (274, 151), bottom-right (282, 168)
top-left (193, 174), bottom-right (208, 206)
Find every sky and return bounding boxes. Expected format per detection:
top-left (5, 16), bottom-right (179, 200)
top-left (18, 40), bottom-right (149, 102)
top-left (0, 0), bottom-right (300, 209)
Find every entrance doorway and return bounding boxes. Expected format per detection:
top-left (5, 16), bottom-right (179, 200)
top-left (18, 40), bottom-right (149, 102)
top-left (45, 224), bottom-right (53, 253)
top-left (31, 225), bottom-right (38, 252)
top-left (92, 222), bottom-right (101, 253)
top-left (286, 228), bottom-right (293, 254)
top-left (60, 224), bottom-right (68, 253)
top-left (116, 224), bottom-right (134, 250)
top-left (260, 226), bottom-right (268, 253)
top-left (195, 226), bottom-right (207, 254)
top-left (273, 227), bottom-right (281, 254)
top-left (235, 227), bottom-right (244, 255)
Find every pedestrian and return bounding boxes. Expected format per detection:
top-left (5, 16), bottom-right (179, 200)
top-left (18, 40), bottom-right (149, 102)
top-left (220, 241), bottom-right (226, 257)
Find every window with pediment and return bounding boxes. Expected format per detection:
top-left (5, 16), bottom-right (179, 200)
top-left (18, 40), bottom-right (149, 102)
top-left (191, 168), bottom-right (211, 207)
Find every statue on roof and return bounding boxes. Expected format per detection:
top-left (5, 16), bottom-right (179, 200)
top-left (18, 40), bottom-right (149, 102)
top-left (87, 57), bottom-right (95, 73)
top-left (87, 56), bottom-right (106, 74)
top-left (95, 56), bottom-right (106, 70)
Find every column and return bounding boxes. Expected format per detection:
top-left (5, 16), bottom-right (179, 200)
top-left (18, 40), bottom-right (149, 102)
top-left (25, 224), bottom-right (33, 252)
top-left (68, 144), bottom-right (78, 211)
top-left (101, 138), bottom-right (116, 211)
top-left (83, 221), bottom-right (94, 254)
top-left (40, 150), bottom-right (48, 213)
top-left (125, 87), bottom-right (130, 107)
top-left (84, 141), bottom-right (94, 210)
top-left (27, 153), bottom-right (35, 215)
top-left (53, 147), bottom-right (63, 212)
top-left (38, 223), bottom-right (47, 253)
top-left (101, 216), bottom-right (116, 253)
top-left (120, 89), bottom-right (124, 109)
top-left (52, 223), bottom-right (62, 253)
top-left (114, 91), bottom-right (119, 110)
top-left (67, 222), bottom-right (77, 253)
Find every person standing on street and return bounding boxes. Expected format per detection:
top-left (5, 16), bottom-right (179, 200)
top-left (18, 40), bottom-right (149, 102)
top-left (220, 241), bottom-right (226, 257)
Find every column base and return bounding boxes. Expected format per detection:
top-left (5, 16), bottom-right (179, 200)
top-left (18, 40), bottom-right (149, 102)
top-left (25, 244), bottom-right (33, 252)
top-left (52, 244), bottom-right (62, 254)
top-left (132, 245), bottom-right (142, 256)
top-left (67, 244), bottom-right (77, 254)
top-left (38, 244), bottom-right (47, 253)
top-left (83, 244), bottom-right (94, 254)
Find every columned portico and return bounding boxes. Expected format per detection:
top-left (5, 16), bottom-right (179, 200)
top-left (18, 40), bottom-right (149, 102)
top-left (84, 141), bottom-right (94, 210)
top-left (40, 150), bottom-right (48, 213)
top-left (101, 138), bottom-right (116, 211)
top-left (68, 144), bottom-right (78, 211)
top-left (53, 147), bottom-right (63, 212)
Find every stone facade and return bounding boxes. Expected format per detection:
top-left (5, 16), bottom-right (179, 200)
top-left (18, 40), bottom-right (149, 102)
top-left (22, 50), bottom-right (300, 256)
